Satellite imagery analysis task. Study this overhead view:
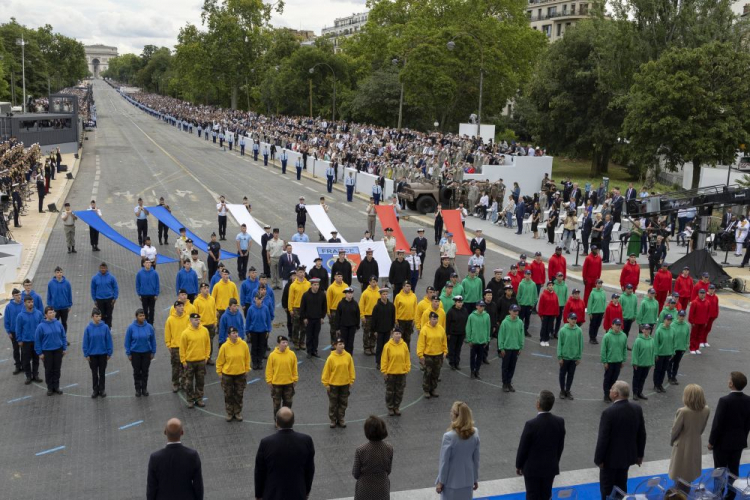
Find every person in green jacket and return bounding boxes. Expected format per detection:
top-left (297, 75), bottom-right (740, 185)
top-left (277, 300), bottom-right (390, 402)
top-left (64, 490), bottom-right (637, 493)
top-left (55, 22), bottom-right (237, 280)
top-left (449, 273), bottom-right (463, 299)
top-left (557, 313), bottom-right (583, 400)
top-left (498, 305), bottom-right (524, 392)
top-left (587, 279), bottom-right (607, 344)
top-left (439, 282), bottom-right (455, 313)
top-left (631, 324), bottom-right (655, 400)
top-left (657, 297), bottom-right (678, 326)
top-left (516, 271), bottom-right (538, 337)
top-left (461, 267), bottom-right (484, 313)
top-left (667, 310), bottom-right (690, 385)
top-left (636, 288), bottom-right (659, 329)
top-left (552, 272), bottom-right (569, 338)
top-left (619, 284), bottom-right (639, 337)
top-left (600, 319), bottom-right (628, 402)
top-left (652, 315), bottom-right (675, 393)
top-left (465, 301), bottom-right (491, 380)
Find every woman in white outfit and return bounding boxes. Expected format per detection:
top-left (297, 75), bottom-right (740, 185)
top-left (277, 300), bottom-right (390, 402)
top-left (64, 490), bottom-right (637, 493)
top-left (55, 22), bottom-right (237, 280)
top-left (735, 215), bottom-right (748, 256)
top-left (436, 401), bottom-right (480, 500)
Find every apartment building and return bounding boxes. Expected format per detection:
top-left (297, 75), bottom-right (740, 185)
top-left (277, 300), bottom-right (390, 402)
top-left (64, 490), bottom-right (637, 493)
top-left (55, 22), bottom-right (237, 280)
top-left (527, 0), bottom-right (591, 42)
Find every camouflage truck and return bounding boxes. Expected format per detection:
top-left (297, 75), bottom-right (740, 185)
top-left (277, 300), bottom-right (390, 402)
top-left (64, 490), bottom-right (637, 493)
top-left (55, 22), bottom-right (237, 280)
top-left (399, 179), bottom-right (456, 214)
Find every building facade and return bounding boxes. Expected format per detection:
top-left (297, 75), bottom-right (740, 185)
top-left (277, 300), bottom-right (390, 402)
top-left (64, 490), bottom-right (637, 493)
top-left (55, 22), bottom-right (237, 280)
top-left (527, 0), bottom-right (591, 42)
top-left (84, 45), bottom-right (118, 78)
top-left (321, 11), bottom-right (369, 52)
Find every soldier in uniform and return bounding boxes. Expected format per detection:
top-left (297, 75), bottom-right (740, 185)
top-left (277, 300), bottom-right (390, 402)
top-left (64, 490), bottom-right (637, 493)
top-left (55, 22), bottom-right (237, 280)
top-left (180, 313), bottom-right (210, 408)
top-left (216, 326), bottom-right (250, 421)
top-left (381, 327), bottom-right (410, 416)
top-left (321, 338), bottom-right (356, 428)
top-left (417, 312), bottom-right (448, 398)
top-left (266, 335), bottom-right (299, 418)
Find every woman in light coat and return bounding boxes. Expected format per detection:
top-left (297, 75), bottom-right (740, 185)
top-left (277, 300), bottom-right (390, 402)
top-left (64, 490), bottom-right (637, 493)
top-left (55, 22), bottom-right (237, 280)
top-left (436, 401), bottom-right (480, 500)
top-left (734, 215), bottom-right (748, 256)
top-left (669, 384), bottom-right (711, 490)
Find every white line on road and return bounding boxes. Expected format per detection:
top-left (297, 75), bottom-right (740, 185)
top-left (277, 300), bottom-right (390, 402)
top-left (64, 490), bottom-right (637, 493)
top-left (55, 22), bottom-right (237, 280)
top-left (305, 186), bottom-right (316, 192)
top-left (293, 181), bottom-right (303, 186)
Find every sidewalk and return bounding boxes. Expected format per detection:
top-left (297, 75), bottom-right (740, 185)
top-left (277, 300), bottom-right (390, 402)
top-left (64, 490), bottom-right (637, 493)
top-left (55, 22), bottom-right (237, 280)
top-left (2, 151), bottom-right (81, 299)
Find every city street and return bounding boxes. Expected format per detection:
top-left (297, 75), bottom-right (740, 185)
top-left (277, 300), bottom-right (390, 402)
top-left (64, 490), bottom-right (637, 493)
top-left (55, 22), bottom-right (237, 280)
top-left (1, 80), bottom-right (747, 499)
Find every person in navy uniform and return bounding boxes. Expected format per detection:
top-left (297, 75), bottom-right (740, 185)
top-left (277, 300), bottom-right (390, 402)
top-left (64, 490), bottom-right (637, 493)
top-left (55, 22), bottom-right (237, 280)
top-left (280, 149), bottom-right (289, 174)
top-left (253, 141), bottom-right (260, 161)
top-left (295, 197), bottom-right (307, 230)
top-left (326, 164), bottom-right (335, 193)
top-left (345, 171), bottom-right (356, 202)
top-left (295, 157), bottom-right (303, 180)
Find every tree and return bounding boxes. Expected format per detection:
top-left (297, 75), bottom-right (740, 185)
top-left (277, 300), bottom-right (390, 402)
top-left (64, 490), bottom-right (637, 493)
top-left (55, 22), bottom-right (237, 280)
top-left (348, 66), bottom-right (403, 127)
top-left (623, 42), bottom-right (750, 189)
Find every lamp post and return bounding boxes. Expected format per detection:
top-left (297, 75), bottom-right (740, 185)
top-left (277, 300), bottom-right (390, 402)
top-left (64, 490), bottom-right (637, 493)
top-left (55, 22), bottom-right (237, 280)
top-left (447, 35), bottom-right (484, 139)
top-left (16, 36), bottom-right (27, 113)
top-left (392, 58), bottom-right (405, 129)
top-left (309, 63), bottom-right (336, 122)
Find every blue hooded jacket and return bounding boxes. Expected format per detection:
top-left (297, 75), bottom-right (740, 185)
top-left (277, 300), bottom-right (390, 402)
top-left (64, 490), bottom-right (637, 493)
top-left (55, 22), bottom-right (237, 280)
top-left (91, 271), bottom-right (119, 301)
top-left (21, 290), bottom-right (44, 313)
top-left (124, 320), bottom-right (157, 355)
top-left (209, 270), bottom-right (223, 293)
top-left (218, 309), bottom-right (245, 345)
top-left (47, 277), bottom-right (73, 310)
top-left (4, 299), bottom-right (24, 334)
top-left (82, 320), bottom-right (113, 357)
top-left (15, 308), bottom-right (44, 342)
top-left (240, 278), bottom-right (260, 306)
top-left (245, 303), bottom-right (272, 333)
top-left (175, 268), bottom-right (199, 295)
top-left (136, 267), bottom-right (160, 296)
top-left (34, 319), bottom-right (67, 354)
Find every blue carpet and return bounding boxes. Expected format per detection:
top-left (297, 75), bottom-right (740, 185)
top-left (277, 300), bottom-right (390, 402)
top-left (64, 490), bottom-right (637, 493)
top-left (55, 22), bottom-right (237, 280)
top-left (478, 464), bottom-right (750, 499)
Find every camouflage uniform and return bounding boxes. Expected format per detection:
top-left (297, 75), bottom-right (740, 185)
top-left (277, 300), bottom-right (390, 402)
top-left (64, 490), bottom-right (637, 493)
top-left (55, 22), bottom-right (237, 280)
top-left (292, 308), bottom-right (306, 349)
top-left (385, 374), bottom-right (406, 410)
top-left (422, 355), bottom-right (443, 394)
top-left (206, 325), bottom-right (217, 360)
top-left (169, 347), bottom-right (185, 389)
top-left (271, 384), bottom-right (295, 417)
top-left (329, 313), bottom-right (339, 345)
top-left (221, 373), bottom-right (247, 417)
top-left (363, 316), bottom-right (376, 352)
top-left (328, 385), bottom-right (350, 424)
top-left (397, 320), bottom-right (414, 352)
top-left (184, 361), bottom-right (206, 402)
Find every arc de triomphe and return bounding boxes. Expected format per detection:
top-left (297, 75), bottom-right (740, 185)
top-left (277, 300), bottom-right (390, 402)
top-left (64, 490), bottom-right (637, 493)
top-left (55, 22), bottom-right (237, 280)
top-left (85, 44), bottom-right (118, 78)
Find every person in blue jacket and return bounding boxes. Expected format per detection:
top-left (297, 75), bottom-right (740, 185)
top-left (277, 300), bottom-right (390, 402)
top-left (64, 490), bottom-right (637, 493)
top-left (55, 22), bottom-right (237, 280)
top-left (240, 267), bottom-right (260, 315)
top-left (21, 279), bottom-right (44, 313)
top-left (35, 306), bottom-right (67, 395)
top-left (175, 259), bottom-right (199, 301)
top-left (82, 308), bottom-right (113, 398)
top-left (4, 288), bottom-right (25, 374)
top-left (47, 266), bottom-right (73, 334)
top-left (209, 263), bottom-right (226, 293)
top-left (245, 293), bottom-right (272, 370)
top-left (125, 308), bottom-right (157, 397)
top-left (91, 262), bottom-right (119, 328)
top-left (135, 259), bottom-right (160, 325)
top-left (15, 295), bottom-right (43, 383)
top-left (218, 299), bottom-right (245, 345)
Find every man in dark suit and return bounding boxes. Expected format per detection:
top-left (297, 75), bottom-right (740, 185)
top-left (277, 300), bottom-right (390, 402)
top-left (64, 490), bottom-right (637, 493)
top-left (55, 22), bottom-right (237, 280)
top-left (601, 214), bottom-right (614, 263)
top-left (515, 390), bottom-right (566, 500)
top-left (708, 371), bottom-right (750, 496)
top-left (594, 380), bottom-right (646, 500)
top-left (147, 418), bottom-right (203, 500)
top-left (612, 189), bottom-right (624, 224)
top-left (569, 183), bottom-right (582, 208)
top-left (278, 244), bottom-right (301, 284)
top-left (255, 407), bottom-right (315, 500)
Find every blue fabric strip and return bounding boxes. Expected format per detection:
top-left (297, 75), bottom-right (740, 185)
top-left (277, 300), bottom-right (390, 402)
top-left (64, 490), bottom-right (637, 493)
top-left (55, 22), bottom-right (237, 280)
top-left (146, 206), bottom-right (238, 260)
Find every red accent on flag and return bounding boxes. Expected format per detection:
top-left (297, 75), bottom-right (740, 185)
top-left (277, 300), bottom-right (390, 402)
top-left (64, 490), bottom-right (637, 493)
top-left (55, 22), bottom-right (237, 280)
top-left (374, 205), bottom-right (410, 251)
top-left (441, 210), bottom-right (472, 256)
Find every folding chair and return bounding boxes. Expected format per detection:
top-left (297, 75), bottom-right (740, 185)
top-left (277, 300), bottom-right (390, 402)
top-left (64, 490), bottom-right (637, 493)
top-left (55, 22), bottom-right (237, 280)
top-left (687, 467), bottom-right (728, 500)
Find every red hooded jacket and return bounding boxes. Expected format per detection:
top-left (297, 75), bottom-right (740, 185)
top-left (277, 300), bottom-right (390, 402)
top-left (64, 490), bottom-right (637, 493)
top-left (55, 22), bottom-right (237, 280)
top-left (582, 253), bottom-right (602, 284)
top-left (603, 302), bottom-right (624, 331)
top-left (674, 275), bottom-right (693, 299)
top-left (688, 297), bottom-right (710, 324)
top-left (538, 289), bottom-right (560, 316)
top-left (529, 260), bottom-right (546, 286)
top-left (548, 254), bottom-right (567, 280)
top-left (563, 296), bottom-right (586, 324)
top-left (653, 269), bottom-right (673, 293)
top-left (619, 262), bottom-right (640, 290)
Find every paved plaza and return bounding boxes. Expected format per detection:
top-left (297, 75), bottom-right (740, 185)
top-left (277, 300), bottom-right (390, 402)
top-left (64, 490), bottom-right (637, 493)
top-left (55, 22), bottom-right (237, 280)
top-left (1, 81), bottom-right (747, 499)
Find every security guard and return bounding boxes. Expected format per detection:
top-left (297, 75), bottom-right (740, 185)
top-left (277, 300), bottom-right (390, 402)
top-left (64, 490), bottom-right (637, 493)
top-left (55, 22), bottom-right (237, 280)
top-left (216, 326), bottom-right (250, 421)
top-left (381, 327), bottom-right (410, 416)
top-left (600, 318), bottom-right (627, 402)
top-left (321, 338), bottom-right (356, 428)
top-left (252, 141), bottom-right (260, 161)
top-left (295, 156), bottom-right (303, 180)
top-left (345, 171), bottom-right (356, 202)
top-left (180, 313), bottom-right (210, 408)
top-left (164, 301), bottom-right (190, 392)
top-left (263, 146), bottom-right (269, 166)
top-left (266, 335), bottom-right (299, 418)
top-left (417, 312), bottom-right (448, 399)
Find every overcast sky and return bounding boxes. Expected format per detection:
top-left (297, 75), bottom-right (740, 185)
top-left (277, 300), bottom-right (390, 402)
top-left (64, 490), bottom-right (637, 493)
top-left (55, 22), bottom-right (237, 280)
top-left (1, 0), bottom-right (369, 55)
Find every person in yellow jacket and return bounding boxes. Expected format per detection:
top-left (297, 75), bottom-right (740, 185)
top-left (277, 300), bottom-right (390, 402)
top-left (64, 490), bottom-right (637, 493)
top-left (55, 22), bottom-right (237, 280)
top-left (216, 326), bottom-right (250, 422)
top-left (288, 266), bottom-right (311, 350)
top-left (266, 335), bottom-right (299, 418)
top-left (415, 286), bottom-right (442, 330)
top-left (417, 312), bottom-right (448, 398)
top-left (180, 313), bottom-right (210, 408)
top-left (169, 290), bottom-right (196, 317)
top-left (321, 338), bottom-right (356, 428)
top-left (326, 272), bottom-right (348, 345)
top-left (164, 301), bottom-right (190, 392)
top-left (394, 281), bottom-right (419, 351)
top-left (418, 295), bottom-right (446, 331)
top-left (211, 269), bottom-right (239, 324)
top-left (359, 275), bottom-right (381, 355)
top-left (193, 283), bottom-right (218, 364)
top-left (381, 327), bottom-right (411, 416)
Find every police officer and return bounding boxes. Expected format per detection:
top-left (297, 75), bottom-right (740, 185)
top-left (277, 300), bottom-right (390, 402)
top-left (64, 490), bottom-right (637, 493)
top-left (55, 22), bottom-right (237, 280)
top-left (252, 141), bottom-right (260, 161)
top-left (280, 149), bottom-right (289, 174)
top-left (134, 198), bottom-right (149, 247)
top-left (372, 183), bottom-right (383, 205)
top-left (345, 171), bottom-right (356, 202)
top-left (266, 335), bottom-right (299, 418)
top-left (326, 163), bottom-right (335, 193)
top-left (321, 338), bottom-right (356, 428)
top-left (295, 156), bottom-right (303, 180)
top-left (181, 313), bottom-right (210, 409)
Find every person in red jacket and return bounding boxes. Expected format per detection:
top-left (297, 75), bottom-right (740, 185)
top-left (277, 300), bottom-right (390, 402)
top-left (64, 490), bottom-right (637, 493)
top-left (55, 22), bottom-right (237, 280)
top-left (704, 284), bottom-right (719, 349)
top-left (603, 293), bottom-right (624, 331)
top-left (537, 281), bottom-right (559, 347)
top-left (690, 272), bottom-right (711, 301)
top-left (619, 254), bottom-right (641, 291)
top-left (507, 265), bottom-right (522, 294)
top-left (562, 289), bottom-right (586, 328)
top-left (674, 267), bottom-right (693, 311)
top-left (548, 246), bottom-right (567, 280)
top-left (582, 246), bottom-right (602, 305)
top-left (688, 289), bottom-right (710, 354)
top-left (652, 262), bottom-right (673, 311)
top-left (529, 252), bottom-right (546, 295)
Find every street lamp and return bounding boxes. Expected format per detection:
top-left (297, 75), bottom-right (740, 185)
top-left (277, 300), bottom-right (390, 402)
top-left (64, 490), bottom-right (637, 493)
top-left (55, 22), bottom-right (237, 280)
top-left (447, 34), bottom-right (484, 139)
top-left (392, 57), bottom-right (405, 129)
top-left (16, 36), bottom-right (27, 113)
top-left (309, 63), bottom-right (336, 122)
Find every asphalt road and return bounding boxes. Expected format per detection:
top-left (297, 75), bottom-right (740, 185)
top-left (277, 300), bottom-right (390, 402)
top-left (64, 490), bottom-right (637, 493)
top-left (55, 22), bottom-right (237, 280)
top-left (0, 80), bottom-right (746, 500)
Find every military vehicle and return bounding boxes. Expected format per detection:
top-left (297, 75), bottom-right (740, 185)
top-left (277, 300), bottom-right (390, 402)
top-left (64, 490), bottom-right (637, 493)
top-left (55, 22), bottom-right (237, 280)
top-left (399, 180), bottom-right (455, 214)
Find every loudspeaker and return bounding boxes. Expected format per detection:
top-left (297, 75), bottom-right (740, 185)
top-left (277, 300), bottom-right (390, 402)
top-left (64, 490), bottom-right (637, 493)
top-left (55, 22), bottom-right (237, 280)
top-left (66, 173), bottom-right (73, 179)
top-left (48, 203), bottom-right (59, 213)
top-left (58, 164), bottom-right (68, 172)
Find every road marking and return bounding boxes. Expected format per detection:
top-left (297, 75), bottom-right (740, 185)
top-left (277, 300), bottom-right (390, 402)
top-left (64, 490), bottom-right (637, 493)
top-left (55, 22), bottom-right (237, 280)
top-left (0, 359), bottom-right (8, 363)
top-left (719, 349), bottom-right (740, 353)
top-left (7, 395), bottom-right (32, 404)
top-left (293, 181), bottom-right (303, 186)
top-left (105, 370), bottom-right (119, 377)
top-left (359, 211), bottom-right (368, 216)
top-left (61, 383), bottom-right (78, 389)
top-left (305, 186), bottom-right (317, 193)
top-left (36, 446), bottom-right (65, 456)
top-left (119, 420), bottom-right (144, 430)
top-left (530, 352), bottom-right (553, 358)
top-left (247, 378), bottom-right (261, 385)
